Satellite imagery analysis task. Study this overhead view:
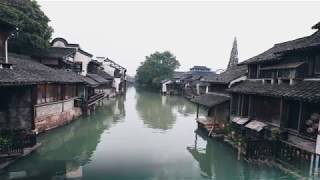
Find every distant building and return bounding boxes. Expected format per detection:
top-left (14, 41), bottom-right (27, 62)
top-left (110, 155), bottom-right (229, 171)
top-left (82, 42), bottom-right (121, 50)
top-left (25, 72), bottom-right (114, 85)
top-left (190, 65), bottom-right (211, 72)
top-left (96, 57), bottom-right (127, 94)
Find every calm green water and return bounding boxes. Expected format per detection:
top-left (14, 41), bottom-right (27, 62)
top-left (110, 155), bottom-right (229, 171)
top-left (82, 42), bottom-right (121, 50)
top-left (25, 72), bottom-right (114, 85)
top-left (0, 87), bottom-right (299, 179)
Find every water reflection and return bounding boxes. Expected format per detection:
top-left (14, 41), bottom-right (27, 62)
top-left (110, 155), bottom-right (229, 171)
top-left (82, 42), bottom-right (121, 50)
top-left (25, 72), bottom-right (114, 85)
top-left (0, 88), bottom-right (300, 180)
top-left (136, 91), bottom-right (177, 130)
top-left (187, 129), bottom-right (297, 180)
top-left (0, 96), bottom-right (126, 180)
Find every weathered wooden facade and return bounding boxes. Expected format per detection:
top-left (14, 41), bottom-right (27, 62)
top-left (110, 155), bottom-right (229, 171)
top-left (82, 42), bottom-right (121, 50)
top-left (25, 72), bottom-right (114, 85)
top-left (192, 65), bottom-right (247, 136)
top-left (0, 19), bottom-right (86, 134)
top-left (228, 22), bottom-right (320, 163)
top-left (0, 53), bottom-right (84, 134)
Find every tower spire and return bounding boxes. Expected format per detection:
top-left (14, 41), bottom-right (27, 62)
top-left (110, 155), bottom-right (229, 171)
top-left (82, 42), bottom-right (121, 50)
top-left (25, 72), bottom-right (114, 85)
top-left (227, 37), bottom-right (239, 69)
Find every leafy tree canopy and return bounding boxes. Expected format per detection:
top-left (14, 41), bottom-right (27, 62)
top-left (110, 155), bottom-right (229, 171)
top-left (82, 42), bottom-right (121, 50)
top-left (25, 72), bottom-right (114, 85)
top-left (0, 0), bottom-right (53, 54)
top-left (136, 51), bottom-right (180, 89)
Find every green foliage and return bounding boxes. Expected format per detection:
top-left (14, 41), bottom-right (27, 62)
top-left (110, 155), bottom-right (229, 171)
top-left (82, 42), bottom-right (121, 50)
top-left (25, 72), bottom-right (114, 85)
top-left (271, 127), bottom-right (280, 141)
top-left (0, 136), bottom-right (9, 145)
top-left (136, 51), bottom-right (180, 89)
top-left (0, 0), bottom-right (53, 54)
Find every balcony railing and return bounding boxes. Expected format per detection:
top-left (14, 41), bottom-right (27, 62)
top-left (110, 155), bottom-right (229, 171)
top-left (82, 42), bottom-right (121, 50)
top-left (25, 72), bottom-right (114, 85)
top-left (0, 130), bottom-right (37, 156)
top-left (88, 92), bottom-right (105, 106)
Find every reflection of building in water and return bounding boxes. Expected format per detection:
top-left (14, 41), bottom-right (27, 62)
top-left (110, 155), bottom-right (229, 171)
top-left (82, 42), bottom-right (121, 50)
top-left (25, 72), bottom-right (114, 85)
top-left (162, 95), bottom-right (166, 106)
top-left (1, 104), bottom-right (116, 180)
top-left (66, 161), bottom-right (83, 179)
top-left (187, 129), bottom-right (215, 178)
top-left (136, 91), bottom-right (177, 130)
top-left (137, 90), bottom-right (199, 130)
top-left (186, 129), bottom-right (277, 180)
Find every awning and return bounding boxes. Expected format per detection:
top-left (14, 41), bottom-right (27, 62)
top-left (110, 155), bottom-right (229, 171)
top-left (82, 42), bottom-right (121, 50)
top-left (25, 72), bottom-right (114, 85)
top-left (231, 117), bottom-right (249, 125)
top-left (245, 120), bottom-right (267, 132)
top-left (191, 93), bottom-right (230, 107)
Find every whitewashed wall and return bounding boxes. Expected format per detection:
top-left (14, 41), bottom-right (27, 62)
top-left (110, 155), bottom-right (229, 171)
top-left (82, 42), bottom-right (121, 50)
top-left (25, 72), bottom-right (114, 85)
top-left (114, 78), bottom-right (121, 92)
top-left (52, 41), bottom-right (66, 47)
top-left (74, 51), bottom-right (91, 76)
top-left (102, 62), bottom-right (115, 77)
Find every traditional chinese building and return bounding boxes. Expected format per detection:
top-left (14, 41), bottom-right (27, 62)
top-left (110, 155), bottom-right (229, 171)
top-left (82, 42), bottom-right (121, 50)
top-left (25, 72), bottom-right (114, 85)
top-left (96, 57), bottom-right (127, 95)
top-left (0, 20), bottom-right (85, 134)
top-left (228, 22), bottom-right (320, 159)
top-left (192, 65), bottom-right (247, 136)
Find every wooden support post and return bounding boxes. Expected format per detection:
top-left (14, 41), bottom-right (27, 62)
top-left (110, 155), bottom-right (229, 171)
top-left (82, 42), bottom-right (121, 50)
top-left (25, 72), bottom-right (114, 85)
top-left (196, 104), bottom-right (199, 119)
top-left (248, 95), bottom-right (252, 119)
top-left (298, 101), bottom-right (303, 133)
top-left (315, 155), bottom-right (319, 175)
top-left (279, 97), bottom-right (284, 129)
top-left (309, 153), bottom-right (315, 176)
top-left (240, 95), bottom-right (244, 117)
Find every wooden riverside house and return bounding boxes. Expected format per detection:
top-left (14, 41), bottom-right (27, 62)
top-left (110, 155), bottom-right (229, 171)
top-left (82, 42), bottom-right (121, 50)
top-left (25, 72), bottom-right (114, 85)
top-left (0, 20), bottom-right (87, 158)
top-left (184, 66), bottom-right (215, 97)
top-left (228, 22), bottom-right (320, 163)
top-left (161, 71), bottom-right (188, 96)
top-left (192, 64), bottom-right (247, 137)
top-left (32, 40), bottom-right (116, 114)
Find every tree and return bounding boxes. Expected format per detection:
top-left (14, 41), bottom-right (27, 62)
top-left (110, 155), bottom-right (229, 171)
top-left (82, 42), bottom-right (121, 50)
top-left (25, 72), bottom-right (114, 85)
top-left (0, 0), bottom-right (53, 54)
top-left (136, 51), bottom-right (180, 89)
top-left (227, 37), bottom-right (239, 69)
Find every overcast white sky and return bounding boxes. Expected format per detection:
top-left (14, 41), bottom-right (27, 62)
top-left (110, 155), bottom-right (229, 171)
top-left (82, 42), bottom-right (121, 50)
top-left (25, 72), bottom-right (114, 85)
top-left (38, 1), bottom-right (320, 76)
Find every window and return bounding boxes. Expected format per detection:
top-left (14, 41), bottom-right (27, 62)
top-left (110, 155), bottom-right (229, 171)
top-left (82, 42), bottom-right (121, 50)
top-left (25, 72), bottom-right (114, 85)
top-left (287, 100), bottom-right (300, 131)
top-left (37, 85), bottom-right (46, 104)
top-left (314, 55), bottom-right (320, 74)
top-left (251, 96), bottom-right (281, 125)
top-left (249, 65), bottom-right (258, 79)
top-left (0, 37), bottom-right (4, 60)
top-left (37, 84), bottom-right (64, 104)
top-left (64, 85), bottom-right (77, 100)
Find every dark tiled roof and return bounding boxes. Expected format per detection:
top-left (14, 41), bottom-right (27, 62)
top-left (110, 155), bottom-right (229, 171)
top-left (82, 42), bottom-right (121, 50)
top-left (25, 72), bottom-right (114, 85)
top-left (313, 22), bottom-right (320, 30)
top-left (81, 76), bottom-right (99, 87)
top-left (260, 62), bottom-right (305, 70)
top-left (191, 93), bottom-right (230, 107)
top-left (228, 80), bottom-right (320, 103)
top-left (86, 73), bottom-right (110, 84)
top-left (190, 66), bottom-right (211, 71)
top-left (203, 65), bottom-right (247, 84)
top-left (190, 71), bottom-right (215, 80)
top-left (31, 47), bottom-right (76, 59)
top-left (0, 54), bottom-right (84, 86)
top-left (242, 30), bottom-right (320, 65)
top-left (173, 71), bottom-right (186, 79)
top-left (51, 37), bottom-right (93, 57)
top-left (96, 69), bottom-right (114, 80)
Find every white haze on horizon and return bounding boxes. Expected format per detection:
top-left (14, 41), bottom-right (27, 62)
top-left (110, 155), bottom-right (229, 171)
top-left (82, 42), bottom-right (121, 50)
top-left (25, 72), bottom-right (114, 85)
top-left (38, 1), bottom-right (320, 76)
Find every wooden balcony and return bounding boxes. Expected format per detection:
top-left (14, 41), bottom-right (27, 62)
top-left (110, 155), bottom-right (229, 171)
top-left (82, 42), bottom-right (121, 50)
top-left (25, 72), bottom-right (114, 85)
top-left (87, 92), bottom-right (105, 106)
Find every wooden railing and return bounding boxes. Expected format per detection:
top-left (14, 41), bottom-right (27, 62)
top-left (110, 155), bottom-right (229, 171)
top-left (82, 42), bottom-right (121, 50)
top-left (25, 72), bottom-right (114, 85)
top-left (88, 92), bottom-right (105, 106)
top-left (0, 130), bottom-right (37, 156)
top-left (246, 140), bottom-right (275, 160)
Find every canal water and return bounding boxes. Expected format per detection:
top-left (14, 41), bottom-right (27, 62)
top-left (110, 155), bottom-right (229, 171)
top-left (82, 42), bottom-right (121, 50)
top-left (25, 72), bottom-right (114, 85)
top-left (1, 87), bottom-right (300, 179)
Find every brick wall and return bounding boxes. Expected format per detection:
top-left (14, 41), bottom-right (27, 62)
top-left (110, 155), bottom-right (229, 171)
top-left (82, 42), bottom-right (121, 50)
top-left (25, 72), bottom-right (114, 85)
top-left (34, 99), bottom-right (82, 133)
